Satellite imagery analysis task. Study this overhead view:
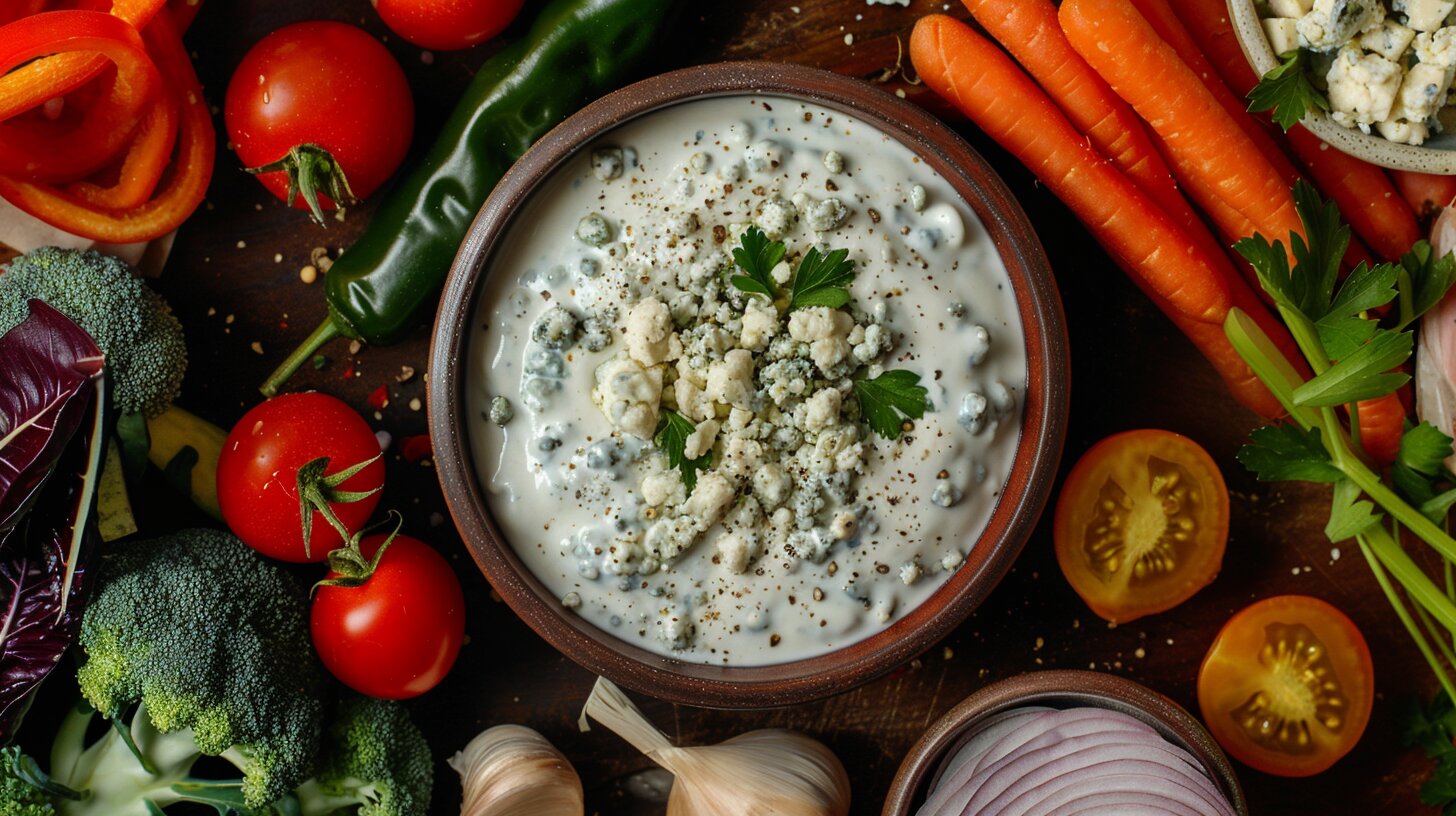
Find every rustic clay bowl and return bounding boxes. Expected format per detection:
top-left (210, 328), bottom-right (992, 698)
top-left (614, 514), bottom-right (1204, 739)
top-left (882, 670), bottom-right (1248, 816)
top-left (1227, 0), bottom-right (1456, 173)
top-left (429, 61), bottom-right (1069, 708)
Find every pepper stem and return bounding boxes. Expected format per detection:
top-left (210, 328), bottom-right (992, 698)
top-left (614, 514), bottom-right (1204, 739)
top-left (261, 318), bottom-right (342, 397)
top-left (296, 453), bottom-right (383, 559)
top-left (245, 143), bottom-right (357, 227)
top-left (313, 511), bottom-right (404, 594)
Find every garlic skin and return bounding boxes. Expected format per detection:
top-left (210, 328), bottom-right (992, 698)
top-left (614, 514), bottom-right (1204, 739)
top-left (1418, 206), bottom-right (1456, 471)
top-left (450, 725), bottom-right (584, 816)
top-left (580, 677), bottom-right (850, 816)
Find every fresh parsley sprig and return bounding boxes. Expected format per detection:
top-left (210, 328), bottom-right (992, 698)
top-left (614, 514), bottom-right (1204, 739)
top-left (1400, 690), bottom-right (1456, 812)
top-left (729, 226), bottom-right (786, 301)
top-left (654, 409), bottom-right (711, 493)
top-left (853, 370), bottom-right (931, 440)
top-left (1226, 180), bottom-right (1456, 706)
top-left (789, 247), bottom-right (856, 310)
top-left (1248, 48), bottom-right (1329, 131)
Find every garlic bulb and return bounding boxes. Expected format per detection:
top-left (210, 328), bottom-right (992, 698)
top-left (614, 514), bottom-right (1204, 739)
top-left (450, 724), bottom-right (584, 816)
top-left (579, 677), bottom-right (851, 816)
top-left (1418, 206), bottom-right (1456, 470)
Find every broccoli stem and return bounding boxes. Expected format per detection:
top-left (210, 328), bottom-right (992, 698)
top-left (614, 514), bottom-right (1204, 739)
top-left (291, 777), bottom-right (377, 815)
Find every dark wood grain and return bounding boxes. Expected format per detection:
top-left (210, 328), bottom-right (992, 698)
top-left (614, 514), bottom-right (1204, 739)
top-left (16, 0), bottom-right (1438, 813)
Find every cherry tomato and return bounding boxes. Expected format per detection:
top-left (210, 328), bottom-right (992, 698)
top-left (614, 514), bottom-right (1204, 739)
top-left (1198, 595), bottom-right (1374, 777)
top-left (224, 21), bottom-right (413, 215)
top-left (373, 0), bottom-right (524, 51)
top-left (217, 393), bottom-right (384, 563)
top-left (311, 533), bottom-right (465, 699)
top-left (1053, 429), bottom-right (1228, 623)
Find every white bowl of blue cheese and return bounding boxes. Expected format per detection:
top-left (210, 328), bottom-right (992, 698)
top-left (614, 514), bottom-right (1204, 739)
top-left (430, 63), bottom-right (1068, 707)
top-left (1231, 0), bottom-right (1456, 170)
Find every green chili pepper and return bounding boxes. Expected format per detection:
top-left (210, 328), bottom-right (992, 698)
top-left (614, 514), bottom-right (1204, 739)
top-left (261, 0), bottom-right (676, 396)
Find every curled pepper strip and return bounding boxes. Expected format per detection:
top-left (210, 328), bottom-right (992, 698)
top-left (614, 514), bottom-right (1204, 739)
top-left (0, 0), bottom-right (168, 121)
top-left (67, 76), bottom-right (178, 210)
top-left (0, 11), bottom-right (160, 182)
top-left (0, 12), bottom-right (213, 243)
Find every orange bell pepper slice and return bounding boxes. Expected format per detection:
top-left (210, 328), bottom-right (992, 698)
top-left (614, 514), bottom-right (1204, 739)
top-left (0, 11), bottom-right (160, 182)
top-left (0, 0), bottom-right (167, 121)
top-left (0, 12), bottom-right (214, 242)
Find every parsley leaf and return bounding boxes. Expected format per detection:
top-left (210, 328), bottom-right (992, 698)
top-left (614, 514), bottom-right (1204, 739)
top-left (1315, 261), bottom-right (1397, 359)
top-left (853, 370), bottom-right (930, 439)
top-left (1247, 48), bottom-right (1329, 131)
top-left (729, 226), bottom-right (786, 301)
top-left (789, 247), bottom-right (856, 310)
top-left (1236, 424), bottom-right (1343, 483)
top-left (1292, 329), bottom-right (1412, 406)
top-left (1325, 478), bottom-right (1381, 542)
top-left (1393, 422), bottom-right (1456, 519)
top-left (1398, 240), bottom-right (1456, 330)
top-left (654, 409), bottom-right (711, 493)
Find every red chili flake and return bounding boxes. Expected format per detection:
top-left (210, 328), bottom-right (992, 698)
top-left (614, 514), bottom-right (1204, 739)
top-left (341, 366), bottom-right (354, 380)
top-left (400, 434), bottom-right (433, 462)
top-left (367, 384), bottom-right (390, 409)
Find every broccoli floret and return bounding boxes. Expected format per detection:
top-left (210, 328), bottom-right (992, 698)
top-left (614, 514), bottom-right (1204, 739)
top-left (76, 529), bottom-right (324, 808)
top-left (293, 696), bottom-right (432, 816)
top-left (0, 247), bottom-right (185, 417)
top-left (0, 746), bottom-right (59, 816)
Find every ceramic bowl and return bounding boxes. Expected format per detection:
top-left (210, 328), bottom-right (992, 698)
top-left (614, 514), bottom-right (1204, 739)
top-left (1226, 0), bottom-right (1456, 172)
top-left (881, 669), bottom-right (1249, 816)
top-left (428, 61), bottom-right (1069, 708)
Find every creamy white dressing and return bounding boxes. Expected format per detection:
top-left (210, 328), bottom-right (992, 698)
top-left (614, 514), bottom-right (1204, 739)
top-left (467, 95), bottom-right (1026, 666)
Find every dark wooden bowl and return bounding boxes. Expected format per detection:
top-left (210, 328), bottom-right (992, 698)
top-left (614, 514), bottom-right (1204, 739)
top-left (428, 61), bottom-right (1069, 708)
top-left (881, 669), bottom-right (1249, 816)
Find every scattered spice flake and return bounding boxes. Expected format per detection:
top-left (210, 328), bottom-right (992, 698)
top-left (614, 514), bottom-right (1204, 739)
top-left (407, 397), bottom-right (422, 412)
top-left (300, 264), bottom-right (318, 284)
top-left (375, 430), bottom-right (393, 451)
top-left (396, 365), bottom-right (416, 383)
top-left (400, 434), bottom-right (433, 462)
top-left (367, 384), bottom-right (390, 409)
top-left (311, 354), bottom-right (328, 370)
top-left (348, 340), bottom-right (362, 355)
top-left (250, 341), bottom-right (264, 354)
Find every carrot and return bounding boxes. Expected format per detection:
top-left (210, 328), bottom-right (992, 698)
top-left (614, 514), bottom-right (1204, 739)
top-left (1060, 0), bottom-right (1304, 265)
top-left (909, 13), bottom-right (1299, 417)
top-left (1165, 0), bottom-right (1420, 262)
top-left (1393, 170), bottom-right (1456, 227)
top-left (1357, 391), bottom-right (1407, 466)
top-left (957, 0), bottom-right (1215, 257)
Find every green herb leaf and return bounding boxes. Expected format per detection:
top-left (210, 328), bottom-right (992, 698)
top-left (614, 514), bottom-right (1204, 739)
top-left (654, 409), bottom-right (711, 493)
top-left (1291, 179), bottom-right (1348, 315)
top-left (1316, 314), bottom-right (1379, 361)
top-left (1329, 261), bottom-right (1399, 317)
top-left (1401, 422), bottom-right (1454, 477)
top-left (1237, 424), bottom-right (1344, 483)
top-left (1399, 240), bottom-right (1456, 329)
top-left (1248, 48), bottom-right (1329, 131)
top-left (729, 226), bottom-right (786, 301)
top-left (1325, 479), bottom-right (1382, 541)
top-left (853, 369), bottom-right (931, 439)
top-left (1292, 329), bottom-right (1412, 406)
top-left (1234, 233), bottom-right (1299, 313)
top-left (788, 247), bottom-right (856, 310)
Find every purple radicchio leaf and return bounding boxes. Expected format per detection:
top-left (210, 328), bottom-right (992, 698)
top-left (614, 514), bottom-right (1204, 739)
top-left (0, 301), bottom-right (105, 739)
top-left (0, 300), bottom-right (104, 552)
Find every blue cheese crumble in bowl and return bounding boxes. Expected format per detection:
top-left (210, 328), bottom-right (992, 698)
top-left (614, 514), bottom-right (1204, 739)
top-left (430, 63), bottom-right (1068, 707)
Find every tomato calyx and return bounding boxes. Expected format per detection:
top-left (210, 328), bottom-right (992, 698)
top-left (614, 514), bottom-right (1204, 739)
top-left (295, 452), bottom-right (382, 558)
top-left (313, 510), bottom-right (403, 593)
top-left (244, 142), bottom-right (357, 226)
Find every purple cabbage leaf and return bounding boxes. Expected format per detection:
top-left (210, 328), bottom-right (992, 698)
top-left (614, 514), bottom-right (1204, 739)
top-left (0, 300), bottom-right (105, 739)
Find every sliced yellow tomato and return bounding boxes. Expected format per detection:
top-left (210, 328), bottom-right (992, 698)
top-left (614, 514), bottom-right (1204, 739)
top-left (1053, 429), bottom-right (1228, 623)
top-left (1198, 595), bottom-right (1374, 777)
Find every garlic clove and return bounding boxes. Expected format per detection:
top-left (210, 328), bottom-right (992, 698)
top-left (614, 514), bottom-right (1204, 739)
top-left (451, 724), bottom-right (584, 816)
top-left (581, 677), bottom-right (851, 816)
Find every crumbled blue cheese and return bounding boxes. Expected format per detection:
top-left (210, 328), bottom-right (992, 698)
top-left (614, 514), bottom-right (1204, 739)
top-left (531, 305), bottom-right (579, 350)
top-left (1397, 0), bottom-right (1456, 30)
top-left (822, 150), bottom-right (845, 174)
top-left (592, 355), bottom-right (662, 440)
top-left (489, 396), bottom-right (514, 426)
top-left (1298, 0), bottom-right (1386, 51)
top-left (1327, 44), bottom-right (1403, 126)
top-left (576, 212), bottom-right (612, 246)
top-left (1264, 17), bottom-right (1302, 54)
top-left (592, 147), bottom-right (624, 181)
top-left (1359, 19), bottom-right (1416, 57)
top-left (1270, 0), bottom-right (1315, 16)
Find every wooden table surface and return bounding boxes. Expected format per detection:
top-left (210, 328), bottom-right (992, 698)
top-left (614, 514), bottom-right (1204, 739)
top-left (25, 0), bottom-right (1442, 813)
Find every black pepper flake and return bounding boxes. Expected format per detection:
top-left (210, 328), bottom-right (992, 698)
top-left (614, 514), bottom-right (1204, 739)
top-left (875, 564), bottom-right (890, 574)
top-left (770, 634), bottom-right (782, 646)
top-left (868, 208), bottom-right (881, 223)
top-left (713, 224), bottom-right (727, 244)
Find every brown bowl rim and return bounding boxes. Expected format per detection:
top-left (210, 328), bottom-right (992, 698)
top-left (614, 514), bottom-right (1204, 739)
top-left (428, 60), bottom-right (1070, 708)
top-left (880, 669), bottom-right (1249, 816)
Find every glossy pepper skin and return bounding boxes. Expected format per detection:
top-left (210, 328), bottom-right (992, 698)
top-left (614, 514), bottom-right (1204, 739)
top-left (262, 0), bottom-right (676, 395)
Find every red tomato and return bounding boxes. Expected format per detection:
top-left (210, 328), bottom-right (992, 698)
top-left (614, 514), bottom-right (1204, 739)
top-left (223, 21), bottom-right (413, 214)
top-left (373, 0), bottom-right (524, 51)
top-left (311, 533), bottom-right (465, 699)
top-left (217, 393), bottom-right (384, 563)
